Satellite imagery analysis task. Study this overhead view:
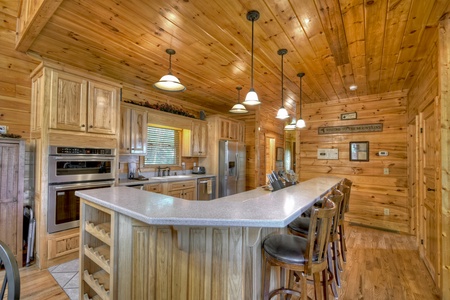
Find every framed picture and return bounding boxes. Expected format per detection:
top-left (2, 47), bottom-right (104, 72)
top-left (349, 141), bottom-right (369, 161)
top-left (276, 147), bottom-right (284, 161)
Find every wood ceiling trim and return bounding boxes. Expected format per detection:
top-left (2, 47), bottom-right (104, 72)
top-left (15, 0), bottom-right (62, 52)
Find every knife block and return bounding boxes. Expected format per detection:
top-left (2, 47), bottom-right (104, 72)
top-left (271, 179), bottom-right (285, 191)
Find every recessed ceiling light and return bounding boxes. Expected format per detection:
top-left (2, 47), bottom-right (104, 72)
top-left (349, 85), bottom-right (358, 91)
top-left (304, 18), bottom-right (311, 24)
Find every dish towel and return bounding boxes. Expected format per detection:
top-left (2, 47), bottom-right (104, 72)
top-left (207, 180), bottom-right (212, 194)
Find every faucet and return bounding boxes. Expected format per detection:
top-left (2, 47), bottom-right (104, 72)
top-left (166, 167), bottom-right (170, 176)
top-left (157, 166), bottom-right (162, 177)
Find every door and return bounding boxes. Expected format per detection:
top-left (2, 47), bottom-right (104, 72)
top-left (419, 101), bottom-right (440, 282)
top-left (130, 108), bottom-right (148, 154)
top-left (87, 80), bottom-right (118, 134)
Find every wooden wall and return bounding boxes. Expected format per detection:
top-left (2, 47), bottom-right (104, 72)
top-left (297, 91), bottom-right (410, 233)
top-left (0, 2), bottom-right (39, 206)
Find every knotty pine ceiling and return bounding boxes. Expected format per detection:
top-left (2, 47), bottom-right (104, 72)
top-left (14, 0), bottom-right (450, 116)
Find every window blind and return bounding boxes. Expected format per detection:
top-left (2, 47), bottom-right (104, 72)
top-left (145, 126), bottom-right (180, 166)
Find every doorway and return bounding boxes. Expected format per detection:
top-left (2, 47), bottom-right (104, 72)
top-left (265, 137), bottom-right (275, 182)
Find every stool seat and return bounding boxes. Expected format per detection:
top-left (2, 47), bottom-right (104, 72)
top-left (287, 217), bottom-right (310, 236)
top-left (263, 234), bottom-right (318, 265)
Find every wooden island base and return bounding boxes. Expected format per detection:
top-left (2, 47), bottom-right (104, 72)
top-left (77, 176), bottom-right (342, 299)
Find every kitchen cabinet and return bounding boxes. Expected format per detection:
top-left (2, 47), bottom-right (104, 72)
top-left (119, 104), bottom-right (148, 155)
top-left (215, 116), bottom-right (245, 142)
top-left (80, 200), bottom-right (116, 300)
top-left (166, 180), bottom-right (196, 200)
top-left (143, 183), bottom-right (163, 193)
top-left (50, 69), bottom-right (119, 135)
top-left (0, 139), bottom-right (25, 267)
top-left (182, 119), bottom-right (208, 157)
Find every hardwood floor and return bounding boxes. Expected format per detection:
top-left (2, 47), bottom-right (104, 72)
top-left (0, 223), bottom-right (440, 299)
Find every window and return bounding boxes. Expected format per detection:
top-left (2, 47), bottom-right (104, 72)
top-left (144, 126), bottom-right (181, 166)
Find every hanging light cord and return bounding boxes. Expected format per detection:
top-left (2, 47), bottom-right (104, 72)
top-left (168, 53), bottom-right (173, 74)
top-left (250, 18), bottom-right (255, 89)
top-left (299, 75), bottom-right (303, 118)
top-left (281, 52), bottom-right (284, 107)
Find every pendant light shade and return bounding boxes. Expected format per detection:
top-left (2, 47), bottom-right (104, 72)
top-left (153, 49), bottom-right (186, 92)
top-left (230, 86), bottom-right (248, 113)
top-left (296, 72), bottom-right (306, 128)
top-left (243, 10), bottom-right (261, 105)
top-left (276, 49), bottom-right (289, 120)
top-left (284, 118), bottom-right (297, 130)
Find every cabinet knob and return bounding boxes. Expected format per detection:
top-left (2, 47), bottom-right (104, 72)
top-left (89, 125), bottom-right (93, 128)
top-left (81, 124), bottom-right (85, 128)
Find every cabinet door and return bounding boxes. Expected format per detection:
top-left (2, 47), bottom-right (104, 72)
top-left (144, 183), bottom-right (162, 193)
top-left (130, 109), bottom-right (148, 154)
top-left (119, 107), bottom-right (132, 154)
top-left (88, 81), bottom-right (118, 134)
top-left (229, 122), bottom-right (238, 140)
top-left (50, 70), bottom-right (87, 132)
top-left (192, 121), bottom-right (207, 156)
top-left (167, 190), bottom-right (183, 198)
top-left (238, 122), bottom-right (245, 143)
top-left (219, 119), bottom-right (231, 140)
top-left (182, 188), bottom-right (196, 200)
top-left (0, 141), bottom-right (24, 267)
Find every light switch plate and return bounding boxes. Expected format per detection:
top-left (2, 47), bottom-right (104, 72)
top-left (0, 125), bottom-right (7, 134)
top-left (317, 149), bottom-right (339, 160)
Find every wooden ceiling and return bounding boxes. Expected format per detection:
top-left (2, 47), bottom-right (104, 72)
top-left (13, 0), bottom-right (450, 115)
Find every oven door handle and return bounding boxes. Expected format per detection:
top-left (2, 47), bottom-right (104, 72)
top-left (51, 156), bottom-right (115, 161)
top-left (51, 180), bottom-right (115, 190)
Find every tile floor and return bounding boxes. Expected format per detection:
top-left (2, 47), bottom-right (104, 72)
top-left (48, 259), bottom-right (79, 300)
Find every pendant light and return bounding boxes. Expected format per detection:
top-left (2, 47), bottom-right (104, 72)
top-left (229, 86), bottom-right (248, 113)
top-left (284, 118), bottom-right (297, 130)
top-left (243, 10), bottom-right (261, 105)
top-left (276, 48), bottom-right (289, 119)
top-left (153, 49), bottom-right (186, 92)
top-left (296, 72), bottom-right (306, 128)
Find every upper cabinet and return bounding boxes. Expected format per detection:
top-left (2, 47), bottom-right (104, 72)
top-left (31, 65), bottom-right (121, 138)
top-left (182, 119), bottom-right (208, 157)
top-left (120, 104), bottom-right (148, 155)
top-left (50, 70), bottom-right (119, 135)
top-left (191, 120), bottom-right (208, 157)
top-left (215, 116), bottom-right (245, 143)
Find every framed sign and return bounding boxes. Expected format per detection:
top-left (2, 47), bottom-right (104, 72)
top-left (349, 141), bottom-right (369, 161)
top-left (341, 112), bottom-right (357, 120)
top-left (276, 147), bottom-right (284, 161)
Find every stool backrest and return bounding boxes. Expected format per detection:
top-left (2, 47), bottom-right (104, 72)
top-left (305, 197), bottom-right (336, 273)
top-left (341, 179), bottom-right (353, 213)
top-left (329, 189), bottom-right (344, 235)
top-left (0, 240), bottom-right (20, 300)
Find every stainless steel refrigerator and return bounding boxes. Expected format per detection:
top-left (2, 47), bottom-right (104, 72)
top-left (219, 140), bottom-right (246, 197)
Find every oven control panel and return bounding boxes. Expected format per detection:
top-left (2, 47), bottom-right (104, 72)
top-left (50, 146), bottom-right (116, 156)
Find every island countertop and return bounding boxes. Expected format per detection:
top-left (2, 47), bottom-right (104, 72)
top-left (76, 176), bottom-right (342, 228)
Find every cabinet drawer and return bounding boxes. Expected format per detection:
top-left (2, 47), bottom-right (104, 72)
top-left (144, 183), bottom-right (163, 193)
top-left (167, 180), bottom-right (196, 191)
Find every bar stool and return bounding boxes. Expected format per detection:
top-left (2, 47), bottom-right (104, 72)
top-left (262, 197), bottom-right (336, 300)
top-left (339, 179), bottom-right (353, 263)
top-left (0, 240), bottom-right (21, 300)
top-left (288, 189), bottom-right (344, 299)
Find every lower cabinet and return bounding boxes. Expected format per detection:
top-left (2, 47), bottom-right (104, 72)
top-left (166, 180), bottom-right (196, 200)
top-left (80, 200), bottom-right (116, 300)
top-left (143, 183), bottom-right (163, 194)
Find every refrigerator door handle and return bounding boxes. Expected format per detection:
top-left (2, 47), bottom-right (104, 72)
top-left (236, 153), bottom-right (239, 181)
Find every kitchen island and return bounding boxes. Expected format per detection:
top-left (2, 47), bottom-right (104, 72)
top-left (76, 176), bottom-right (342, 300)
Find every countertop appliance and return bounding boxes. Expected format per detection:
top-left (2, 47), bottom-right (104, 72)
top-left (47, 146), bottom-right (116, 233)
top-left (218, 140), bottom-right (246, 198)
top-left (197, 176), bottom-right (216, 200)
top-left (192, 166), bottom-right (206, 174)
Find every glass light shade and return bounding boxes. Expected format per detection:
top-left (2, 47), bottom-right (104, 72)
top-left (296, 118), bottom-right (306, 128)
top-left (153, 74), bottom-right (186, 92)
top-left (229, 103), bottom-right (248, 113)
top-left (285, 118), bottom-right (296, 130)
top-left (276, 107), bottom-right (289, 119)
top-left (243, 88), bottom-right (260, 105)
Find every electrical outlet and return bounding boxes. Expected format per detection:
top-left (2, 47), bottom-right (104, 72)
top-left (384, 208), bottom-right (390, 216)
top-left (383, 168), bottom-right (390, 175)
top-left (0, 125), bottom-right (7, 134)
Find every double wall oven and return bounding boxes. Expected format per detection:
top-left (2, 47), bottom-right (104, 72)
top-left (47, 146), bottom-right (116, 233)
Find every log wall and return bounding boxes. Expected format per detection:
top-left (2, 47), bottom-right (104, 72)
top-left (297, 91), bottom-right (410, 233)
top-left (0, 3), bottom-right (39, 206)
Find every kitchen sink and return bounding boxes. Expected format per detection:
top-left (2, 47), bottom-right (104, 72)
top-left (151, 175), bottom-right (193, 180)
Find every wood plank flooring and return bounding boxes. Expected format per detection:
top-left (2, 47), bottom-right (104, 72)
top-left (0, 223), bottom-right (440, 299)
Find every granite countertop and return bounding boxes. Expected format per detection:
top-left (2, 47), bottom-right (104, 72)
top-left (76, 176), bottom-right (342, 228)
top-left (118, 174), bottom-right (216, 185)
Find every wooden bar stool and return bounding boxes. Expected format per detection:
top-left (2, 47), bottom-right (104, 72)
top-left (338, 179), bottom-right (353, 263)
top-left (288, 189), bottom-right (344, 299)
top-left (262, 197), bottom-right (336, 300)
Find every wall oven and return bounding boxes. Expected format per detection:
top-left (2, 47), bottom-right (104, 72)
top-left (47, 146), bottom-right (116, 233)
